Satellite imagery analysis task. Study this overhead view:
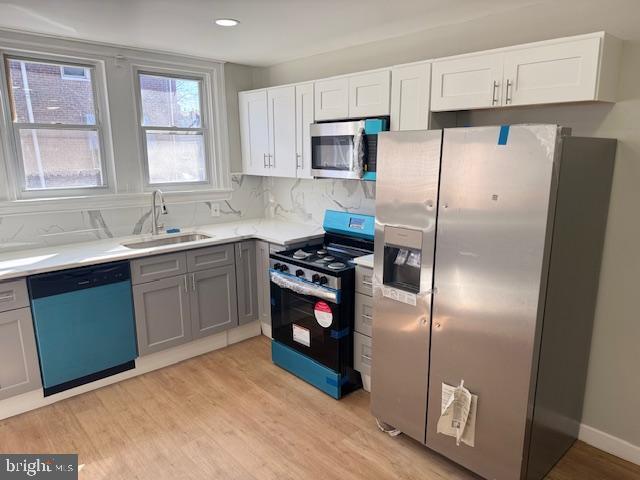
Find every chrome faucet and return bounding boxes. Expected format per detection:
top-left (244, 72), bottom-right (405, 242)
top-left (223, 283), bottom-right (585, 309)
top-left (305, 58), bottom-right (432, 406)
top-left (151, 189), bottom-right (168, 235)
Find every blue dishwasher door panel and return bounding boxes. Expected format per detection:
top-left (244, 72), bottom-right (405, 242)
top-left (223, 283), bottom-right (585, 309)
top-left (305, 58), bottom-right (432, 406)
top-left (31, 280), bottom-right (137, 388)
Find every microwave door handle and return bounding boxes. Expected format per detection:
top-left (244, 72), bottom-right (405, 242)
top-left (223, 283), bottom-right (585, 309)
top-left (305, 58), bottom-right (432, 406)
top-left (352, 126), bottom-right (364, 175)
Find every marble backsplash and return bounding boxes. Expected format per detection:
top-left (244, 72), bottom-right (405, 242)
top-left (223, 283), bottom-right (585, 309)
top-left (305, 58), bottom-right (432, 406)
top-left (264, 177), bottom-right (376, 225)
top-left (0, 175), bottom-right (266, 253)
top-left (0, 175), bottom-right (376, 253)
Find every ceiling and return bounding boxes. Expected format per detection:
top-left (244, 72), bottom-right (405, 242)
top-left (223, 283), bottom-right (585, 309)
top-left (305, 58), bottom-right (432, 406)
top-left (0, 0), bottom-right (542, 66)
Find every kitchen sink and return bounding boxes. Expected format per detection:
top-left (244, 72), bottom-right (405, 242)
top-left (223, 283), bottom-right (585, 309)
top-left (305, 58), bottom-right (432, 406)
top-left (122, 233), bottom-right (211, 249)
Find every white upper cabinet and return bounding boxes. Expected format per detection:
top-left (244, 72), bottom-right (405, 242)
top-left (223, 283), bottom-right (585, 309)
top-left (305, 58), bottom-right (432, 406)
top-left (267, 86), bottom-right (297, 178)
top-left (348, 70), bottom-right (391, 118)
top-left (295, 83), bottom-right (314, 178)
top-left (314, 70), bottom-right (391, 121)
top-left (431, 32), bottom-right (621, 112)
top-left (239, 90), bottom-right (269, 175)
top-left (314, 77), bottom-right (349, 121)
top-left (503, 37), bottom-right (602, 106)
top-left (431, 53), bottom-right (504, 111)
top-left (390, 62), bottom-right (431, 131)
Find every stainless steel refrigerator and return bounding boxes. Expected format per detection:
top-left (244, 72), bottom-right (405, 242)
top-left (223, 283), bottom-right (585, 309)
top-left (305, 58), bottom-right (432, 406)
top-left (370, 125), bottom-right (616, 480)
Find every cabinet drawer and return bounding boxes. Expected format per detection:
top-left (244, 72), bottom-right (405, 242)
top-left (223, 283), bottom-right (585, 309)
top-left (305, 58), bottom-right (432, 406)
top-left (354, 331), bottom-right (372, 377)
top-left (355, 265), bottom-right (374, 296)
top-left (131, 253), bottom-right (187, 284)
top-left (187, 244), bottom-right (235, 272)
top-left (354, 293), bottom-right (374, 337)
top-left (0, 279), bottom-right (29, 313)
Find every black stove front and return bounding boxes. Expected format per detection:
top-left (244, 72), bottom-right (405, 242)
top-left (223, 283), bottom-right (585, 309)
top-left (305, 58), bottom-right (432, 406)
top-left (269, 232), bottom-right (373, 398)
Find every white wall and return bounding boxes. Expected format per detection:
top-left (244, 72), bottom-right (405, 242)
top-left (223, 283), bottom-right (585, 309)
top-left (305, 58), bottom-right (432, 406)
top-left (251, 0), bottom-right (640, 454)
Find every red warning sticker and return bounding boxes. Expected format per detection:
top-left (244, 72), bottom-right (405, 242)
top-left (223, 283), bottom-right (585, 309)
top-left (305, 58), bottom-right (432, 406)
top-left (314, 301), bottom-right (333, 328)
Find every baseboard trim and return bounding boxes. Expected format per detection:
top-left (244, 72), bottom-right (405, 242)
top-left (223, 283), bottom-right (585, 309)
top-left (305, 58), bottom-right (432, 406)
top-left (579, 423), bottom-right (640, 466)
top-left (0, 321), bottom-right (261, 421)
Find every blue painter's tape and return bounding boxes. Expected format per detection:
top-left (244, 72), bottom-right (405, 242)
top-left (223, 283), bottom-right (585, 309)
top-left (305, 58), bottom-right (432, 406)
top-left (362, 171), bottom-right (376, 182)
top-left (498, 125), bottom-right (510, 145)
top-left (330, 327), bottom-right (350, 339)
top-left (272, 341), bottom-right (341, 398)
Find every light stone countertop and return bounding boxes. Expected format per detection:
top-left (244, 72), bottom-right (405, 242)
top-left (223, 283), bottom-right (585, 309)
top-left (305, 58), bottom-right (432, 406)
top-left (0, 218), bottom-right (324, 281)
top-left (352, 253), bottom-right (374, 269)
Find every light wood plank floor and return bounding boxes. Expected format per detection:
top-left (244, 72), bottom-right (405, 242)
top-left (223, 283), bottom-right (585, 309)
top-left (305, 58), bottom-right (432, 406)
top-left (1, 336), bottom-right (638, 480)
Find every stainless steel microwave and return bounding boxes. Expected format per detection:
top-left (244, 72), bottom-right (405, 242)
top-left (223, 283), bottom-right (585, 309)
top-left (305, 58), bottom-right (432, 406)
top-left (310, 120), bottom-right (366, 179)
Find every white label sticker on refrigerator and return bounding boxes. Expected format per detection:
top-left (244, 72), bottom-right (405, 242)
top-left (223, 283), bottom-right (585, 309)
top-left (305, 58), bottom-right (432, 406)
top-left (383, 287), bottom-right (417, 306)
top-left (292, 324), bottom-right (311, 347)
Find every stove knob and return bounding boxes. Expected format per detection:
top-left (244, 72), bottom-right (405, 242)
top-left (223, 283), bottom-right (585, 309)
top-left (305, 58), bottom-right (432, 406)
top-left (279, 264), bottom-right (289, 272)
top-left (296, 269), bottom-right (305, 278)
top-left (312, 274), bottom-right (320, 283)
top-left (319, 276), bottom-right (328, 285)
top-left (273, 263), bottom-right (282, 271)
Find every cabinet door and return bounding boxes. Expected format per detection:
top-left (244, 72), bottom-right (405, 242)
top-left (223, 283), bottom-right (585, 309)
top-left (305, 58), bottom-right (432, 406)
top-left (235, 241), bottom-right (259, 325)
top-left (295, 83), bottom-right (314, 178)
top-left (391, 63), bottom-right (431, 131)
top-left (133, 275), bottom-right (192, 355)
top-left (267, 86), bottom-right (297, 178)
top-left (314, 77), bottom-right (349, 121)
top-left (348, 70), bottom-right (391, 117)
top-left (431, 53), bottom-right (503, 111)
top-left (503, 37), bottom-right (601, 106)
top-left (0, 308), bottom-right (41, 400)
top-left (256, 240), bottom-right (272, 336)
top-left (190, 265), bottom-right (239, 338)
top-left (239, 90), bottom-right (269, 175)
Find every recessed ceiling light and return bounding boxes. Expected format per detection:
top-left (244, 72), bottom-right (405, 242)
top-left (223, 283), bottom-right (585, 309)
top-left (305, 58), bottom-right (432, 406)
top-left (215, 18), bottom-right (240, 27)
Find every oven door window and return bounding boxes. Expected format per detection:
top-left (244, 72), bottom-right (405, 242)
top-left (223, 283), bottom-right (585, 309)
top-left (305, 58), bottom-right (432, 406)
top-left (271, 284), bottom-right (341, 372)
top-left (312, 135), bottom-right (355, 171)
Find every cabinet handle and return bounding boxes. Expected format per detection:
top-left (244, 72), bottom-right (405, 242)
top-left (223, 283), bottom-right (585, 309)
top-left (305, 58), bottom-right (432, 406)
top-left (362, 313), bottom-right (373, 323)
top-left (269, 153), bottom-right (274, 168)
top-left (362, 280), bottom-right (373, 287)
top-left (296, 153), bottom-right (302, 170)
top-left (183, 276), bottom-right (188, 293)
top-left (361, 353), bottom-right (372, 363)
top-left (0, 292), bottom-right (15, 302)
top-left (263, 153), bottom-right (268, 168)
top-left (505, 79), bottom-right (513, 104)
top-left (191, 273), bottom-right (196, 292)
top-left (492, 81), bottom-right (499, 105)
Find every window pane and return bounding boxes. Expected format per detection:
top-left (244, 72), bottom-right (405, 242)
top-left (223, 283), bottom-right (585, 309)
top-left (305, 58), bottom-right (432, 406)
top-left (146, 131), bottom-right (206, 184)
top-left (19, 129), bottom-right (103, 189)
top-left (139, 74), bottom-right (202, 128)
top-left (7, 58), bottom-right (96, 125)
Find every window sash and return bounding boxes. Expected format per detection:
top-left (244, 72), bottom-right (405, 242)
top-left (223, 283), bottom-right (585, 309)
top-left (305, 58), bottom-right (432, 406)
top-left (135, 69), bottom-right (212, 188)
top-left (2, 55), bottom-right (110, 196)
top-left (140, 126), bottom-right (209, 187)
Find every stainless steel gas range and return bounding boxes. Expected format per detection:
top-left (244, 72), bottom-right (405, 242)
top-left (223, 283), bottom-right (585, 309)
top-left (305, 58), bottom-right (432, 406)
top-left (269, 210), bottom-right (374, 399)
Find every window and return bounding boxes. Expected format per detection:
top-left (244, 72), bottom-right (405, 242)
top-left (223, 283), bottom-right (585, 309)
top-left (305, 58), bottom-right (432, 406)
top-left (137, 72), bottom-right (208, 186)
top-left (60, 65), bottom-right (90, 81)
top-left (5, 57), bottom-right (105, 191)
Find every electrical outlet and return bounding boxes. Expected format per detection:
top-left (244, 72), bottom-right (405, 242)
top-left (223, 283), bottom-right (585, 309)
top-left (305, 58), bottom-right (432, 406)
top-left (210, 202), bottom-right (220, 217)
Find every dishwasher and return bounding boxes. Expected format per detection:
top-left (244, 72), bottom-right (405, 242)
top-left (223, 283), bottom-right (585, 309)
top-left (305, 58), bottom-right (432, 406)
top-left (28, 261), bottom-right (138, 396)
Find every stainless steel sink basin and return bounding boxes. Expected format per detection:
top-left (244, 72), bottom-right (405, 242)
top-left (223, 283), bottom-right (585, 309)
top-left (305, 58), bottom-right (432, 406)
top-left (122, 233), bottom-right (211, 249)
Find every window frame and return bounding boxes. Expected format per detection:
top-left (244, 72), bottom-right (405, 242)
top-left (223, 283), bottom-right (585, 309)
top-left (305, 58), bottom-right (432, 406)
top-left (133, 67), bottom-right (214, 191)
top-left (0, 51), bottom-right (113, 199)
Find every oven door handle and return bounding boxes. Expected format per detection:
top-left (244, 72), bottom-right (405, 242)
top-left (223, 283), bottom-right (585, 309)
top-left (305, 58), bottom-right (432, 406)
top-left (270, 271), bottom-right (339, 303)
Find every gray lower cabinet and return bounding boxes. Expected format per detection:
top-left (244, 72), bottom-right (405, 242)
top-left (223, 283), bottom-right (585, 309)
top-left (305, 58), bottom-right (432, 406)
top-left (256, 240), bottom-right (272, 334)
top-left (0, 306), bottom-right (42, 400)
top-left (191, 265), bottom-right (239, 338)
top-left (133, 275), bottom-right (192, 355)
top-left (235, 241), bottom-right (258, 325)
